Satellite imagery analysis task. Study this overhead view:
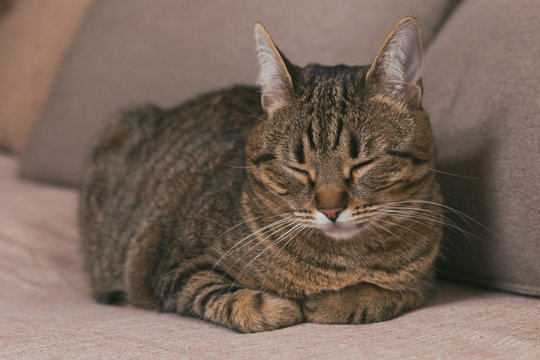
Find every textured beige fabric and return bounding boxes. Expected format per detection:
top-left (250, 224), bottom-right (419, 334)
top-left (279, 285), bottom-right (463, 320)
top-left (19, 0), bottom-right (458, 186)
top-left (422, 0), bottom-right (540, 296)
top-left (0, 0), bottom-right (93, 152)
top-left (1, 154), bottom-right (539, 359)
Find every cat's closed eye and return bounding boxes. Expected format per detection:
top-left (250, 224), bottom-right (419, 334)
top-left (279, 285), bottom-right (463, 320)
top-left (288, 166), bottom-right (315, 187)
top-left (349, 159), bottom-right (375, 176)
top-left (288, 166), bottom-right (310, 176)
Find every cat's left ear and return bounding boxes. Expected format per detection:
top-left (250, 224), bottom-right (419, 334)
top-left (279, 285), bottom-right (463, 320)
top-left (366, 17), bottom-right (423, 111)
top-left (254, 23), bottom-right (297, 116)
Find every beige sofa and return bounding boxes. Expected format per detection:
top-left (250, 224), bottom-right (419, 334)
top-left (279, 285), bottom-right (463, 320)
top-left (1, 1), bottom-right (539, 358)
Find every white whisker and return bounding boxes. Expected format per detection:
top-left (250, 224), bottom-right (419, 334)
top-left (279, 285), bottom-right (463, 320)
top-left (362, 220), bottom-right (388, 247)
top-left (383, 199), bottom-right (490, 232)
top-left (372, 217), bottom-right (432, 243)
top-left (260, 225), bottom-right (307, 290)
top-left (232, 223), bottom-right (303, 289)
top-left (211, 216), bottom-right (294, 272)
top-left (379, 208), bottom-right (484, 245)
top-left (219, 220), bottom-right (297, 278)
top-left (428, 168), bottom-right (477, 179)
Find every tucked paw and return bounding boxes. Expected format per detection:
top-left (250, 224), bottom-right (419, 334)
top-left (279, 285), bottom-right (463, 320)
top-left (227, 290), bottom-right (304, 333)
top-left (302, 284), bottom-right (424, 324)
top-left (302, 291), bottom-right (355, 324)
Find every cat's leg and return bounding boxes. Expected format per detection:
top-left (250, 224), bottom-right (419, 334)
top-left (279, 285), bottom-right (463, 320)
top-left (155, 265), bottom-right (304, 333)
top-left (302, 283), bottom-right (424, 324)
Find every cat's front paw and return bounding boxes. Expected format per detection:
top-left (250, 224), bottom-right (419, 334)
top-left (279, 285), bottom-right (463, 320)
top-left (302, 284), bottom-right (424, 324)
top-left (228, 290), bottom-right (304, 333)
top-left (302, 290), bottom-right (360, 324)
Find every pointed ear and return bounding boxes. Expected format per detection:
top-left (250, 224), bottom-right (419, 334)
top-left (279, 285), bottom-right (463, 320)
top-left (254, 23), bottom-right (295, 115)
top-left (366, 17), bottom-right (424, 111)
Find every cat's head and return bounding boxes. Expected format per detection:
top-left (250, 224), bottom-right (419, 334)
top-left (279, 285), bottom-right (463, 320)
top-left (246, 18), bottom-right (437, 240)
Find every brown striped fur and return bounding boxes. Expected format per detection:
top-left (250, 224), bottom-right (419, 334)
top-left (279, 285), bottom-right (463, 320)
top-left (80, 18), bottom-right (443, 333)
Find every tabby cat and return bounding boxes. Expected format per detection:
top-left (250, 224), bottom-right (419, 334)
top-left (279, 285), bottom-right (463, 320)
top-left (80, 17), bottom-right (443, 333)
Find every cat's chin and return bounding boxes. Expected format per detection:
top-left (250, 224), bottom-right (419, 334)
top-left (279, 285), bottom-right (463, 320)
top-left (322, 226), bottom-right (362, 241)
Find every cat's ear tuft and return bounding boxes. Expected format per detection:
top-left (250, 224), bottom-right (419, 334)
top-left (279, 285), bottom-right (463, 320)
top-left (254, 23), bottom-right (295, 116)
top-left (366, 17), bottom-right (423, 111)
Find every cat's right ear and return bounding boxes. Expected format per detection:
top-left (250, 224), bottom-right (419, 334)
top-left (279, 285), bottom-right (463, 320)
top-left (365, 17), bottom-right (424, 112)
top-left (254, 23), bottom-right (296, 116)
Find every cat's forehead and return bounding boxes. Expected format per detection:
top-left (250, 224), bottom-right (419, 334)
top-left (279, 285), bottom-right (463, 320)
top-left (270, 64), bottom-right (411, 154)
top-left (298, 64), bottom-right (367, 92)
top-left (276, 68), bottom-right (410, 156)
top-left (294, 64), bottom-right (369, 117)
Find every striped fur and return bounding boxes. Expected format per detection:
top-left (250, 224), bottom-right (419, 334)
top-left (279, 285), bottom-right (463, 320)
top-left (80, 18), bottom-right (443, 333)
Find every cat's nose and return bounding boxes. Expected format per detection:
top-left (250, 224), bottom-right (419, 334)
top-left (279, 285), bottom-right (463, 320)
top-left (315, 188), bottom-right (347, 221)
top-left (318, 207), bottom-right (344, 221)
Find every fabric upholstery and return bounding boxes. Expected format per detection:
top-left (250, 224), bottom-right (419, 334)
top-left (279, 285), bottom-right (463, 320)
top-left (19, 0), bottom-right (458, 186)
top-left (0, 0), bottom-right (92, 152)
top-left (422, 0), bottom-right (540, 296)
top-left (1, 154), bottom-right (539, 359)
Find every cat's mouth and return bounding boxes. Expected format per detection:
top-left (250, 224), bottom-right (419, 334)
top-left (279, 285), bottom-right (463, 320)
top-left (308, 209), bottom-right (366, 240)
top-left (321, 223), bottom-right (363, 240)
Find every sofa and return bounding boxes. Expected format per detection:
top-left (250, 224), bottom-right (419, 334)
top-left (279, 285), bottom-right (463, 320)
top-left (1, 1), bottom-right (539, 359)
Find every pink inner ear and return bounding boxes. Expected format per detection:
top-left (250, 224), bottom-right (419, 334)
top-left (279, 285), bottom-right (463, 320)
top-left (405, 43), bottom-right (422, 85)
top-left (254, 25), bottom-right (292, 114)
top-left (371, 21), bottom-right (423, 109)
top-left (402, 34), bottom-right (423, 109)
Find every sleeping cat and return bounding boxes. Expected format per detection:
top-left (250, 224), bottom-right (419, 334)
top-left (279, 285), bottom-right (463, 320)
top-left (80, 17), bottom-right (443, 333)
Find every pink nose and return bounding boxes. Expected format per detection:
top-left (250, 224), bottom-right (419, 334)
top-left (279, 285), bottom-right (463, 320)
top-left (318, 207), bottom-right (344, 221)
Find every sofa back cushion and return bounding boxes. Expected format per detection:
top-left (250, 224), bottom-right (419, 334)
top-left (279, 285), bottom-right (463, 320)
top-left (19, 0), bottom-right (458, 186)
top-left (423, 0), bottom-right (540, 296)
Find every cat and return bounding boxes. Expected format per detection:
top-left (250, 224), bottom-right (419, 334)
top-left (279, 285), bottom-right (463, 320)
top-left (79, 17), bottom-right (443, 333)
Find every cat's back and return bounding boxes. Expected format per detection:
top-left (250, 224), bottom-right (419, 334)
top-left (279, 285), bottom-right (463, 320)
top-left (79, 85), bottom-right (261, 300)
